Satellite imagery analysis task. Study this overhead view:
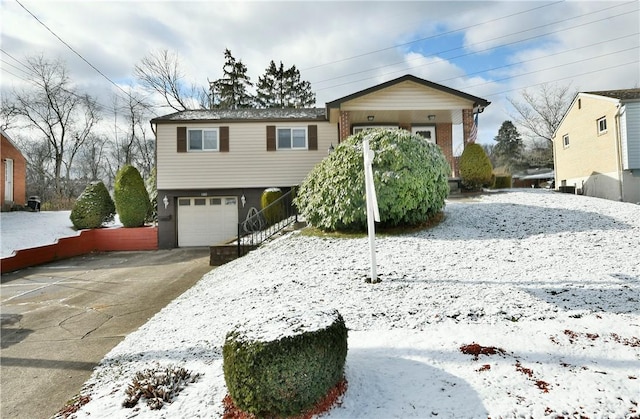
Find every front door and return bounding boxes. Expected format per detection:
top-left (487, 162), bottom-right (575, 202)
top-left (4, 158), bottom-right (13, 203)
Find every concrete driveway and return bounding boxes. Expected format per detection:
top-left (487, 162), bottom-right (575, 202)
top-left (1, 248), bottom-right (213, 419)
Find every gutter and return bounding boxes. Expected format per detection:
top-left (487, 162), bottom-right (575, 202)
top-left (614, 103), bottom-right (624, 201)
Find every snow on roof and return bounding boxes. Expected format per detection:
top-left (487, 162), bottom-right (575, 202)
top-left (152, 108), bottom-right (327, 122)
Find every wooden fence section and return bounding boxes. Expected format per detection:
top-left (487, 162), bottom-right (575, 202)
top-left (1, 227), bottom-right (158, 273)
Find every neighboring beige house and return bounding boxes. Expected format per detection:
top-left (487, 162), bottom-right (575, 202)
top-left (151, 75), bottom-right (490, 249)
top-left (1, 129), bottom-right (27, 211)
top-left (552, 89), bottom-right (640, 203)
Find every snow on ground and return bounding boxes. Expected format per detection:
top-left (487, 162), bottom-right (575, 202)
top-left (50, 190), bottom-right (639, 418)
top-left (0, 211), bottom-right (78, 258)
top-left (0, 211), bottom-right (122, 258)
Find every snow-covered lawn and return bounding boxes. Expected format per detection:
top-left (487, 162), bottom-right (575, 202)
top-left (0, 210), bottom-right (78, 258)
top-left (58, 190), bottom-right (639, 418)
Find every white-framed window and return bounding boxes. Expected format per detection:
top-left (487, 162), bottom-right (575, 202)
top-left (353, 125), bottom-right (398, 134)
top-left (188, 128), bottom-right (219, 151)
top-left (411, 126), bottom-right (436, 144)
top-left (563, 134), bottom-right (570, 148)
top-left (597, 117), bottom-right (607, 134)
top-left (277, 127), bottom-right (307, 150)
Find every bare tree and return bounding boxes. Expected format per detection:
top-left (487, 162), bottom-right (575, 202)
top-left (508, 83), bottom-right (577, 145)
top-left (134, 49), bottom-right (202, 111)
top-left (8, 55), bottom-right (101, 198)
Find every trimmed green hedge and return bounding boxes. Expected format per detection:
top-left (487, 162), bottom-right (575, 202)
top-left (114, 165), bottom-right (151, 228)
top-left (223, 310), bottom-right (348, 417)
top-left (70, 181), bottom-right (115, 230)
top-left (459, 143), bottom-right (493, 191)
top-left (261, 188), bottom-right (284, 226)
top-left (492, 175), bottom-right (512, 189)
top-left (295, 128), bottom-right (450, 231)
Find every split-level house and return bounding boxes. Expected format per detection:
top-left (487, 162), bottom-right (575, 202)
top-left (552, 89), bottom-right (640, 203)
top-left (151, 74), bottom-right (490, 248)
top-left (1, 129), bottom-right (27, 211)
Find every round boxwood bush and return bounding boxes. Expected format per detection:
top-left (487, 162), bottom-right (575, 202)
top-left (295, 128), bottom-right (450, 231)
top-left (114, 165), bottom-right (151, 228)
top-left (261, 187), bottom-right (284, 226)
top-left (70, 181), bottom-right (115, 229)
top-left (459, 143), bottom-right (493, 191)
top-left (223, 308), bottom-right (348, 417)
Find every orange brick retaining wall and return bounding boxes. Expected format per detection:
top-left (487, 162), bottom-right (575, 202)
top-left (1, 226), bottom-right (158, 274)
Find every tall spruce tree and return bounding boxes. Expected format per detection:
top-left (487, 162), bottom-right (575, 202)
top-left (493, 121), bottom-right (526, 172)
top-left (212, 49), bottom-right (254, 109)
top-left (255, 60), bottom-right (315, 108)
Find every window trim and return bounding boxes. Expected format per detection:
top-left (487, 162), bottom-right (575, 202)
top-left (276, 127), bottom-right (308, 150)
top-left (562, 133), bottom-right (570, 148)
top-left (597, 116), bottom-right (607, 135)
top-left (187, 128), bottom-right (220, 152)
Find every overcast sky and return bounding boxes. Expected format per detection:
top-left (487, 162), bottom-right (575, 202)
top-left (1, 0), bottom-right (638, 149)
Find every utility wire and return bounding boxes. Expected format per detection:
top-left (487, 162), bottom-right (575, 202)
top-left (302, 0), bottom-right (565, 71)
top-left (14, 0), bottom-right (159, 116)
top-left (314, 5), bottom-right (638, 91)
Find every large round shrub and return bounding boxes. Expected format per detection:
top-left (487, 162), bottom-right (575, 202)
top-left (70, 181), bottom-right (115, 229)
top-left (261, 188), bottom-right (284, 226)
top-left (295, 128), bottom-right (450, 231)
top-left (223, 309), bottom-right (348, 417)
top-left (114, 165), bottom-right (151, 228)
top-left (459, 143), bottom-right (493, 191)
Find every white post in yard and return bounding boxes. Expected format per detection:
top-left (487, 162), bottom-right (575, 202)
top-left (363, 136), bottom-right (380, 283)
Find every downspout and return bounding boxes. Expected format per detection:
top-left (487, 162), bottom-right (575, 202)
top-left (614, 103), bottom-right (624, 201)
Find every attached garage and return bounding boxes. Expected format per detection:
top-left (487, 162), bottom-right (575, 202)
top-left (177, 196), bottom-right (238, 247)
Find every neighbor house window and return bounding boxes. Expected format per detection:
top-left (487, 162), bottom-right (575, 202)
top-left (277, 127), bottom-right (307, 149)
top-left (188, 128), bottom-right (219, 151)
top-left (563, 134), bottom-right (570, 148)
top-left (597, 117), bottom-right (607, 134)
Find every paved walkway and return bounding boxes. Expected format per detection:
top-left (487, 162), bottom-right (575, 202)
top-left (1, 248), bottom-right (213, 419)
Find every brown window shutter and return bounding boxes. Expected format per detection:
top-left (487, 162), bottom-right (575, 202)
top-left (220, 126), bottom-right (229, 152)
top-left (266, 125), bottom-right (276, 151)
top-left (177, 127), bottom-right (187, 152)
top-left (308, 125), bottom-right (318, 151)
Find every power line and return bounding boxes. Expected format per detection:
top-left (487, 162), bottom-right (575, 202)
top-left (314, 5), bottom-right (638, 91)
top-left (14, 0), bottom-right (159, 117)
top-left (302, 1), bottom-right (565, 71)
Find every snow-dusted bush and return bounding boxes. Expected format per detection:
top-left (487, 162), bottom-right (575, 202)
top-left (223, 309), bottom-right (348, 417)
top-left (122, 364), bottom-right (200, 410)
top-left (459, 143), bottom-right (493, 191)
top-left (114, 165), bottom-right (151, 228)
top-left (295, 128), bottom-right (450, 231)
top-left (70, 181), bottom-right (115, 230)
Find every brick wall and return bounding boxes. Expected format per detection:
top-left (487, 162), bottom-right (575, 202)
top-left (339, 111), bottom-right (351, 141)
top-left (436, 123), bottom-right (455, 176)
top-left (462, 109), bottom-right (474, 147)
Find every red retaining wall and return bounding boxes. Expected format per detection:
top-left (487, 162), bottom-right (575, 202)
top-left (1, 226), bottom-right (158, 274)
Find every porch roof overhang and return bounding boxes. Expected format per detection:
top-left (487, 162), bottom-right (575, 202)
top-left (325, 74), bottom-right (490, 126)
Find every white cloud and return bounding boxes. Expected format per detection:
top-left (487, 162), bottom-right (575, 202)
top-left (1, 1), bottom-right (638, 147)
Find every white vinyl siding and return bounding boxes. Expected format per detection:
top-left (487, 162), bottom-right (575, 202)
top-left (620, 102), bottom-right (640, 170)
top-left (157, 122), bottom-right (336, 189)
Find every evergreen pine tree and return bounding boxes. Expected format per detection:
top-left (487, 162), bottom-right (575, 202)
top-left (493, 121), bottom-right (526, 172)
top-left (255, 61), bottom-right (315, 108)
top-left (213, 49), bottom-right (254, 109)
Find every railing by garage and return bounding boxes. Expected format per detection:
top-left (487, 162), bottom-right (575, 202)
top-left (236, 189), bottom-right (298, 257)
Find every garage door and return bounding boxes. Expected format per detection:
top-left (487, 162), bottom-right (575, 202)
top-left (177, 196), bottom-right (238, 247)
